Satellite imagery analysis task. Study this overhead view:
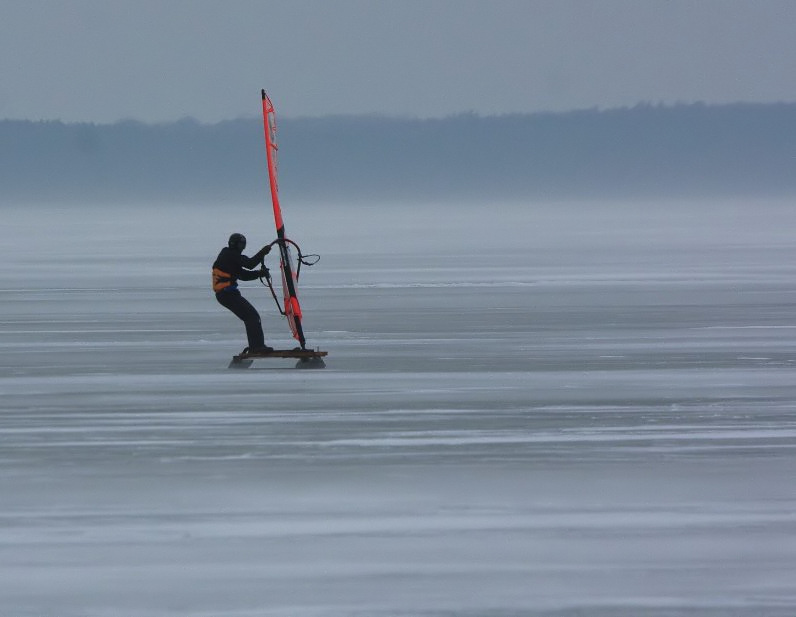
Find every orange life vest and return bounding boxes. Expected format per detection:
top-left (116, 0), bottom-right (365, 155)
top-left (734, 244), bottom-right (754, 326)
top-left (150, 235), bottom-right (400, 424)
top-left (212, 268), bottom-right (234, 292)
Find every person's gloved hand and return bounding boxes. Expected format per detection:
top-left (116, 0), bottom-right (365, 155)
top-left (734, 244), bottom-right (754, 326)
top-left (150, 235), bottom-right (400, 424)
top-left (257, 267), bottom-right (270, 278)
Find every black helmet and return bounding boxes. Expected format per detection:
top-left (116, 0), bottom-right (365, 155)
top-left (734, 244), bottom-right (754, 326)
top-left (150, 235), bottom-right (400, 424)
top-left (228, 233), bottom-right (246, 252)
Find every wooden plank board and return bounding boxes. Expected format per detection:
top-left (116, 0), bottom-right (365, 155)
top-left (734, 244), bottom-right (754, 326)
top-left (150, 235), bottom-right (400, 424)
top-left (229, 348), bottom-right (328, 369)
top-left (235, 349), bottom-right (328, 360)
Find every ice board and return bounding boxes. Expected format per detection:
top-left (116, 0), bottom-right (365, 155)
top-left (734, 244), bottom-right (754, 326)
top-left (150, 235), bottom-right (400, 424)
top-left (229, 348), bottom-right (328, 369)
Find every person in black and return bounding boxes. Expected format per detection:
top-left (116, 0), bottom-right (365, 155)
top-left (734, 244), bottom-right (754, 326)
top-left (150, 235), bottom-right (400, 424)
top-left (212, 233), bottom-right (272, 353)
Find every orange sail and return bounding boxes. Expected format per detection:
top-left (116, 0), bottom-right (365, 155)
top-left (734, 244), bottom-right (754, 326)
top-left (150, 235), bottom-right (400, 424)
top-left (261, 90), bottom-right (306, 348)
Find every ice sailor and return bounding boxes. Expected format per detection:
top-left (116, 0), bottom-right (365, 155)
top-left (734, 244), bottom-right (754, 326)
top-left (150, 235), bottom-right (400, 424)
top-left (212, 233), bottom-right (273, 353)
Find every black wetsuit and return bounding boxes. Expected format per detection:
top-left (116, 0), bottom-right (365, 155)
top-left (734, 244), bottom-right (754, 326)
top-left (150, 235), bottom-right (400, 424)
top-left (212, 246), bottom-right (269, 350)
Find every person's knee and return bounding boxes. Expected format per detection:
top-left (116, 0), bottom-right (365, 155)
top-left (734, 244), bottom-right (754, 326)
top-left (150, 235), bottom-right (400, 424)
top-left (243, 312), bottom-right (261, 326)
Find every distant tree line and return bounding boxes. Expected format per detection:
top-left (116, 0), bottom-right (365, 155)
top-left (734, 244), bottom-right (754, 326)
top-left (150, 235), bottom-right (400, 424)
top-left (1, 102), bottom-right (795, 204)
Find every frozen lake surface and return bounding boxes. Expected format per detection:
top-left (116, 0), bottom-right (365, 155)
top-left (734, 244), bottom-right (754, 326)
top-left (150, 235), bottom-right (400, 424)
top-left (2, 200), bottom-right (796, 616)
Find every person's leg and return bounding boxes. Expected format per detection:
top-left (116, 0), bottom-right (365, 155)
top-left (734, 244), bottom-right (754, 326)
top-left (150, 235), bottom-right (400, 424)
top-left (239, 297), bottom-right (266, 349)
top-left (216, 291), bottom-right (266, 349)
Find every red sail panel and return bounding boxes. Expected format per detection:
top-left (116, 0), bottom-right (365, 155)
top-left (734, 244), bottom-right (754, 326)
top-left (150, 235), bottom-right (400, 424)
top-left (261, 92), bottom-right (284, 232)
top-left (261, 90), bottom-right (306, 348)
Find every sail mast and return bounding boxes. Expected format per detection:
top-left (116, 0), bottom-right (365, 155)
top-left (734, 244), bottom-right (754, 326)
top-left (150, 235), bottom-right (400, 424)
top-left (261, 89), bottom-right (306, 349)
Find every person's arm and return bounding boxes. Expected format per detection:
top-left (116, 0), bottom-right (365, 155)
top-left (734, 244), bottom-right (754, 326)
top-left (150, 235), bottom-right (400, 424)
top-left (238, 269), bottom-right (264, 281)
top-left (240, 244), bottom-right (271, 269)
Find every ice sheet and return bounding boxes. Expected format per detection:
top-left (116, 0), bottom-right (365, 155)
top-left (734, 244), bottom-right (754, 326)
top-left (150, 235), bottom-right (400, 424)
top-left (2, 200), bottom-right (796, 616)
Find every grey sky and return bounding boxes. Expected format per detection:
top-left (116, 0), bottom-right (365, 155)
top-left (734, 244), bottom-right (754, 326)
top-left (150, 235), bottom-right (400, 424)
top-left (2, 0), bottom-right (795, 123)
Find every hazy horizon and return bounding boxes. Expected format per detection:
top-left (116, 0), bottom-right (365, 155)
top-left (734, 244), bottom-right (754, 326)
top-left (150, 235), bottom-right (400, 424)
top-left (5, 98), bottom-right (796, 126)
top-left (3, 102), bottom-right (795, 205)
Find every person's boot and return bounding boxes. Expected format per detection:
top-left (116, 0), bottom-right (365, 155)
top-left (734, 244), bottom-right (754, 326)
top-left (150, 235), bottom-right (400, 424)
top-left (248, 345), bottom-right (274, 354)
